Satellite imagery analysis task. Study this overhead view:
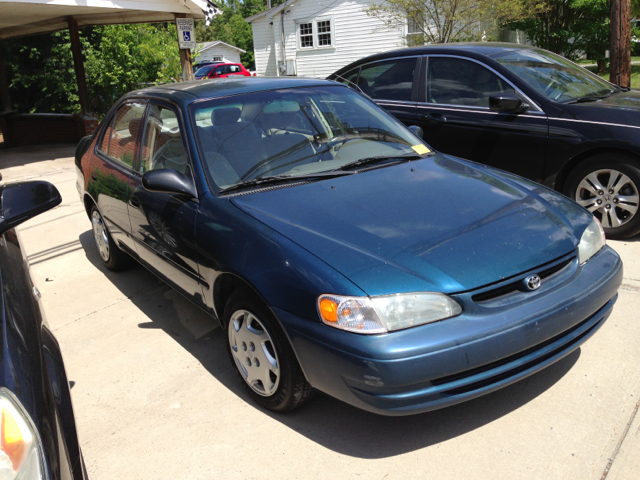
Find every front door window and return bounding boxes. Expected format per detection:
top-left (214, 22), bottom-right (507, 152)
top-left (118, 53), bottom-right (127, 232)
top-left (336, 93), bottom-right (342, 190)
top-left (140, 105), bottom-right (189, 175)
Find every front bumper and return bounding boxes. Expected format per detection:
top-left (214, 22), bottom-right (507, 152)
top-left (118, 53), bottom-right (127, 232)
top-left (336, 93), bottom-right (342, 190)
top-left (275, 246), bottom-right (623, 415)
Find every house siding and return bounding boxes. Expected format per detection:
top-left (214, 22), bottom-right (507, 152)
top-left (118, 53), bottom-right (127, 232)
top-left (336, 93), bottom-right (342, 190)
top-left (249, 0), bottom-right (405, 78)
top-left (195, 44), bottom-right (243, 64)
top-left (251, 19), bottom-right (278, 76)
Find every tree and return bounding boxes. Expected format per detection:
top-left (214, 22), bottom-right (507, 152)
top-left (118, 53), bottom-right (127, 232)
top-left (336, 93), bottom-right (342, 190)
top-left (364, 0), bottom-right (546, 45)
top-left (194, 0), bottom-right (286, 67)
top-left (510, 0), bottom-right (611, 71)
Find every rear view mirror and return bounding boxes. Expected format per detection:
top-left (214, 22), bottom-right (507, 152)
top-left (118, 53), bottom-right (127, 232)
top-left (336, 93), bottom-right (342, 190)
top-left (489, 93), bottom-right (528, 113)
top-left (408, 125), bottom-right (424, 139)
top-left (0, 181), bottom-right (62, 236)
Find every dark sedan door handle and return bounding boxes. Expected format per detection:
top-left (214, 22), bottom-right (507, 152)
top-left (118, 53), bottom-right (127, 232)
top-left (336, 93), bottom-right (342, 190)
top-left (422, 113), bottom-right (447, 124)
top-left (129, 196), bottom-right (140, 209)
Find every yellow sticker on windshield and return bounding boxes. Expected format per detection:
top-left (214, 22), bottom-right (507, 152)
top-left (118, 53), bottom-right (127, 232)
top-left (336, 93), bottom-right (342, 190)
top-left (412, 144), bottom-right (431, 155)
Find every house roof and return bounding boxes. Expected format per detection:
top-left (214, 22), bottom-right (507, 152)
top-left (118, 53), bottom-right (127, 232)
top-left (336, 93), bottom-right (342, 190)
top-left (245, 0), bottom-right (297, 23)
top-left (197, 40), bottom-right (246, 54)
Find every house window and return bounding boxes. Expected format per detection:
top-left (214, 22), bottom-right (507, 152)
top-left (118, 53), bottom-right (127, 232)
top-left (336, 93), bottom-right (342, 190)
top-left (297, 18), bottom-right (334, 50)
top-left (317, 20), bottom-right (332, 46)
top-left (212, 56), bottom-right (222, 62)
top-left (300, 23), bottom-right (313, 48)
top-left (407, 17), bottom-right (421, 35)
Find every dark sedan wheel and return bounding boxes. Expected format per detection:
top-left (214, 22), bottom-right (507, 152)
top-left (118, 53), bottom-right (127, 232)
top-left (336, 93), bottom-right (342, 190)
top-left (90, 205), bottom-right (132, 271)
top-left (223, 288), bottom-right (313, 412)
top-left (566, 155), bottom-right (640, 239)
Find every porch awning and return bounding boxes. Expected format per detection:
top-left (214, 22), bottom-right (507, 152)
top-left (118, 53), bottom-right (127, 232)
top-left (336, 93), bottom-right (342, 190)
top-left (0, 0), bottom-right (208, 39)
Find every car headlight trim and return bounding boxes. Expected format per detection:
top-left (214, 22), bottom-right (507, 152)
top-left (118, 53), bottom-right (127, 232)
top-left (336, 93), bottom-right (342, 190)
top-left (578, 217), bottom-right (606, 265)
top-left (318, 293), bottom-right (462, 334)
top-left (0, 388), bottom-right (48, 480)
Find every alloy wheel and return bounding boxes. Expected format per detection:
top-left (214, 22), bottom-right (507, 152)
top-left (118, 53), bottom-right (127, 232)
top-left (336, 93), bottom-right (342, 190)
top-left (228, 309), bottom-right (280, 396)
top-left (575, 169), bottom-right (639, 229)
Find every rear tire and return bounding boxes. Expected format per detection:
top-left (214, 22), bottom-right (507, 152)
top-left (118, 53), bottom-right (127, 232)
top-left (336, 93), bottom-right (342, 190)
top-left (90, 205), bottom-right (133, 271)
top-left (223, 288), bottom-right (314, 412)
top-left (564, 153), bottom-right (640, 239)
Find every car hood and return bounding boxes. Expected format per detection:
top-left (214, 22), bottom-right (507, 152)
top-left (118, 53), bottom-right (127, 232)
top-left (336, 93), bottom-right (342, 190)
top-left (564, 89), bottom-right (640, 125)
top-left (231, 155), bottom-right (591, 296)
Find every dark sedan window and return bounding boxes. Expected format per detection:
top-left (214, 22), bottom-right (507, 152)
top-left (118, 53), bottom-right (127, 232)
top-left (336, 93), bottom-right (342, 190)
top-left (427, 57), bottom-right (515, 107)
top-left (140, 104), bottom-right (189, 175)
top-left (336, 68), bottom-right (360, 90)
top-left (104, 102), bottom-right (146, 168)
top-left (491, 48), bottom-right (615, 102)
top-left (358, 58), bottom-right (416, 101)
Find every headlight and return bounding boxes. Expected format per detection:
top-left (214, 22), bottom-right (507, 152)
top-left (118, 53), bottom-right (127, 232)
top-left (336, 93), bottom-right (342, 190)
top-left (318, 293), bottom-right (462, 334)
top-left (0, 388), bottom-right (47, 480)
top-left (578, 217), bottom-right (606, 265)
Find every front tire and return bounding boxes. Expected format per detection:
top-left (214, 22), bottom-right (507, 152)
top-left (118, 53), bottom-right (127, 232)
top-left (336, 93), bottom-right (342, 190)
top-left (223, 288), bottom-right (313, 412)
top-left (90, 205), bottom-right (132, 271)
top-left (565, 154), bottom-right (640, 239)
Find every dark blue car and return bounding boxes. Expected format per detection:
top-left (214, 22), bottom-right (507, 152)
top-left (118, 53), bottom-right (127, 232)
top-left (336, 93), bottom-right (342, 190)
top-left (75, 77), bottom-right (622, 415)
top-left (1, 179), bottom-right (88, 478)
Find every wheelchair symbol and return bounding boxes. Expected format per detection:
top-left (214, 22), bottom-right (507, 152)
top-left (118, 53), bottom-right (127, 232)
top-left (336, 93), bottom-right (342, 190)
top-left (183, 31), bottom-right (191, 42)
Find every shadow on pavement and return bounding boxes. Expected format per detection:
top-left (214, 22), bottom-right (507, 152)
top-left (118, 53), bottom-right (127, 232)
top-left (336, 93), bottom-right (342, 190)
top-left (0, 144), bottom-right (76, 169)
top-left (79, 229), bottom-right (581, 459)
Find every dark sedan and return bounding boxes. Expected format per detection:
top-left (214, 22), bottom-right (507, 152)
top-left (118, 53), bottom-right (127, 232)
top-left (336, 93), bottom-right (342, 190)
top-left (0, 179), bottom-right (88, 479)
top-left (76, 77), bottom-right (621, 415)
top-left (328, 43), bottom-right (640, 239)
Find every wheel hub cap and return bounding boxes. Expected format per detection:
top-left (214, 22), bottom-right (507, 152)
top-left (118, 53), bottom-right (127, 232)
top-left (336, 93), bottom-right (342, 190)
top-left (92, 210), bottom-right (110, 261)
top-left (228, 310), bottom-right (280, 396)
top-left (575, 169), bottom-right (639, 229)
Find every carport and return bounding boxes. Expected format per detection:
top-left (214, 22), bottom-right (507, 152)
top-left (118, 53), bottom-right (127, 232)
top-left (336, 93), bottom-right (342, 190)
top-left (0, 0), bottom-right (213, 147)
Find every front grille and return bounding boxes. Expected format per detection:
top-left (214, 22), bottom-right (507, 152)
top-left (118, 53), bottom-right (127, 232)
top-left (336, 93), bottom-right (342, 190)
top-left (471, 256), bottom-right (574, 303)
top-left (431, 306), bottom-right (601, 395)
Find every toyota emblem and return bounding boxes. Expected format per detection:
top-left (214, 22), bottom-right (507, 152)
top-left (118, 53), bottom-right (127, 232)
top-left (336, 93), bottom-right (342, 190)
top-left (523, 274), bottom-right (541, 291)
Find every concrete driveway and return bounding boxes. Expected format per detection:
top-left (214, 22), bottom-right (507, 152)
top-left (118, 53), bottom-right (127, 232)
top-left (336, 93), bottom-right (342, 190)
top-left (2, 145), bottom-right (639, 480)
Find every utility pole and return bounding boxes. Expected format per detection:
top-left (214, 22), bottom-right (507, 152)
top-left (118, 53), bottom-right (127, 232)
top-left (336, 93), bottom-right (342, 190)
top-left (610, 0), bottom-right (631, 87)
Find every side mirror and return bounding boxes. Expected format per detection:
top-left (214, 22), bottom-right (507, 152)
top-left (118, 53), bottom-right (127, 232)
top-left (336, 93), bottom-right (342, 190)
top-left (0, 181), bottom-right (62, 236)
top-left (408, 125), bottom-right (424, 139)
top-left (489, 93), bottom-right (528, 113)
top-left (142, 169), bottom-right (197, 199)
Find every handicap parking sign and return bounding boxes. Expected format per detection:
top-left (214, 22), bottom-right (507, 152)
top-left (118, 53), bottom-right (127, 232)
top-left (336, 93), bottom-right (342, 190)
top-left (176, 18), bottom-right (196, 49)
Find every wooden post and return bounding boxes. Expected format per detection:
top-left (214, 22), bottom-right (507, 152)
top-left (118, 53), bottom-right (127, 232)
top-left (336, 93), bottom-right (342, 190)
top-left (0, 40), bottom-right (11, 112)
top-left (68, 17), bottom-right (90, 113)
top-left (610, 0), bottom-right (631, 87)
top-left (175, 14), bottom-right (194, 82)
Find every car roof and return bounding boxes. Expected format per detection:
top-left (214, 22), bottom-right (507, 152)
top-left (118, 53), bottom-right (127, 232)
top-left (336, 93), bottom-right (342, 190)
top-left (331, 42), bottom-right (541, 74)
top-left (124, 77), bottom-right (339, 105)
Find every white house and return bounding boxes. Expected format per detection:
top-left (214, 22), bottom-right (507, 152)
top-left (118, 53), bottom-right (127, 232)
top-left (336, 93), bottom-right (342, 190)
top-left (194, 40), bottom-right (246, 64)
top-left (245, 0), bottom-right (408, 78)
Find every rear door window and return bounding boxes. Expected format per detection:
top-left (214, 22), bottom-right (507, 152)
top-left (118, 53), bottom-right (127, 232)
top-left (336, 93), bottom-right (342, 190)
top-left (229, 65), bottom-right (242, 73)
top-left (358, 58), bottom-right (417, 101)
top-left (104, 102), bottom-right (147, 168)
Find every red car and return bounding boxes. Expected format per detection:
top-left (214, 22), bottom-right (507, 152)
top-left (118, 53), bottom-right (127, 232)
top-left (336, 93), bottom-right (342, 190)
top-left (206, 63), bottom-right (254, 79)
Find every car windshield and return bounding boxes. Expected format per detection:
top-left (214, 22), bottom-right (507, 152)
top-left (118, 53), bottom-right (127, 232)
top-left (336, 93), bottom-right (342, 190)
top-left (195, 65), bottom-right (216, 76)
top-left (490, 48), bottom-right (616, 103)
top-left (191, 85), bottom-right (427, 190)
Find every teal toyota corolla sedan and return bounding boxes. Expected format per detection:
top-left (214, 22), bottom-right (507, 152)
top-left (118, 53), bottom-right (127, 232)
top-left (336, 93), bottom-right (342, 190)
top-left (75, 77), bottom-right (622, 415)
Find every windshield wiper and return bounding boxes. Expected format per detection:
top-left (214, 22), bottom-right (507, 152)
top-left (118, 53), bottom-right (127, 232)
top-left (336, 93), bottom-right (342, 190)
top-left (218, 171), bottom-right (354, 194)
top-left (335, 152), bottom-right (427, 171)
top-left (567, 90), bottom-right (615, 104)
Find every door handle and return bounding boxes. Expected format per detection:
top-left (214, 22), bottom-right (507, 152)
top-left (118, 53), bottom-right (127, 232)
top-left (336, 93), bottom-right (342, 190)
top-left (422, 113), bottom-right (447, 124)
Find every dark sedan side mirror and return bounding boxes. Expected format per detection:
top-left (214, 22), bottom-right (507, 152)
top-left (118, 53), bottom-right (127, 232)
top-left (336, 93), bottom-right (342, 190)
top-left (489, 93), bottom-right (529, 113)
top-left (142, 169), bottom-right (198, 200)
top-left (0, 181), bottom-right (62, 236)
top-left (408, 125), bottom-right (424, 139)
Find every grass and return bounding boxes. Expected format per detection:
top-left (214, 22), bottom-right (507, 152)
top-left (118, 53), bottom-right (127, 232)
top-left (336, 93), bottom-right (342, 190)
top-left (593, 64), bottom-right (640, 88)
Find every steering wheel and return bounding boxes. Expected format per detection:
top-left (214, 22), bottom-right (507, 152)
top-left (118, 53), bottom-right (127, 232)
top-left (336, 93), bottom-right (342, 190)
top-left (151, 138), bottom-right (187, 172)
